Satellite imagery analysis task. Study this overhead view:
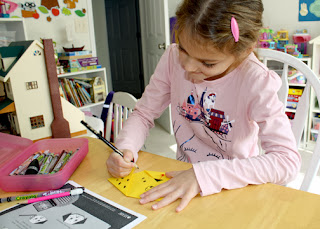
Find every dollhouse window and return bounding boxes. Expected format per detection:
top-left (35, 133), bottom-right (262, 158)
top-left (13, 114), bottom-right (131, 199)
top-left (30, 115), bottom-right (45, 129)
top-left (26, 81), bottom-right (38, 90)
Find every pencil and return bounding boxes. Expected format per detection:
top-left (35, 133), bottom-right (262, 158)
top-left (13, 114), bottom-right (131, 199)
top-left (80, 120), bottom-right (139, 169)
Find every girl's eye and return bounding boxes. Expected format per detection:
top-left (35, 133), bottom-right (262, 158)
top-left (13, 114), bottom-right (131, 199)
top-left (202, 62), bottom-right (215, 68)
top-left (178, 45), bottom-right (186, 53)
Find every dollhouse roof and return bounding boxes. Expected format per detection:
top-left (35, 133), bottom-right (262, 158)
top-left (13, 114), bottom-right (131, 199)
top-left (0, 40), bottom-right (40, 82)
top-left (309, 36), bottom-right (320, 44)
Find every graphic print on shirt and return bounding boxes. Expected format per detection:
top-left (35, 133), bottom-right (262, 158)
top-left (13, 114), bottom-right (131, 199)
top-left (176, 89), bottom-right (235, 162)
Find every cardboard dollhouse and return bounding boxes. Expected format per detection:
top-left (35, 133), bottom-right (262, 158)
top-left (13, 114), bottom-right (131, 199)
top-left (310, 36), bottom-right (320, 78)
top-left (0, 40), bottom-right (86, 141)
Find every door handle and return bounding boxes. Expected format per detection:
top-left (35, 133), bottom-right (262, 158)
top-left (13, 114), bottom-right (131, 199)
top-left (158, 43), bottom-right (166, 50)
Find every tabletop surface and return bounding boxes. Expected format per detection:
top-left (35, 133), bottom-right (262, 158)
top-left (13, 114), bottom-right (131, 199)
top-left (1, 137), bottom-right (320, 229)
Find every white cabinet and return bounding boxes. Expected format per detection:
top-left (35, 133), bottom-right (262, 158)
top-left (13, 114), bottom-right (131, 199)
top-left (305, 37), bottom-right (320, 150)
top-left (0, 18), bottom-right (27, 46)
top-left (57, 68), bottom-right (108, 117)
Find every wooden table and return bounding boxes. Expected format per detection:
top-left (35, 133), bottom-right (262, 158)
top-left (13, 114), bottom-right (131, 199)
top-left (1, 137), bottom-right (320, 228)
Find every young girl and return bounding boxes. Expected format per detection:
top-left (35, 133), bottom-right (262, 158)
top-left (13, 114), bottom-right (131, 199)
top-left (106, 0), bottom-right (301, 212)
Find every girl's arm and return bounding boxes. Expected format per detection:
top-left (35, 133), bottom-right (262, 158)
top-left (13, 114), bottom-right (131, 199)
top-left (114, 45), bottom-right (176, 161)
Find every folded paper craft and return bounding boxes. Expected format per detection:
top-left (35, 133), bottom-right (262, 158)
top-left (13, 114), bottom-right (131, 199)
top-left (108, 170), bottom-right (170, 199)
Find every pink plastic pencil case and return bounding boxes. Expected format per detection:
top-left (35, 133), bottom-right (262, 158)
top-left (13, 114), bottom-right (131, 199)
top-left (0, 133), bottom-right (88, 192)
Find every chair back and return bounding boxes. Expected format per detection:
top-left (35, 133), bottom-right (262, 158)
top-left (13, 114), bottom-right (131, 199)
top-left (105, 91), bottom-right (137, 142)
top-left (257, 48), bottom-right (320, 192)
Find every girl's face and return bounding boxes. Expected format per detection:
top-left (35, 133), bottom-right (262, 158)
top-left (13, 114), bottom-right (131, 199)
top-left (178, 30), bottom-right (239, 82)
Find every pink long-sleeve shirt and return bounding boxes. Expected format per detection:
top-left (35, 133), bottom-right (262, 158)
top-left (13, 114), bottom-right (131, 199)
top-left (115, 44), bottom-right (301, 196)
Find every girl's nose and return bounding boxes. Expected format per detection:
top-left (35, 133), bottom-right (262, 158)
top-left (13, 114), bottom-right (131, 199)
top-left (182, 56), bottom-right (199, 72)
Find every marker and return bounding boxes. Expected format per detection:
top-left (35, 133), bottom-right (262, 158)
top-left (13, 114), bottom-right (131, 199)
top-left (39, 153), bottom-right (54, 174)
top-left (19, 188), bottom-right (84, 204)
top-left (80, 120), bottom-right (139, 169)
top-left (50, 150), bottom-right (68, 174)
top-left (44, 154), bottom-right (59, 174)
top-left (25, 159), bottom-right (40, 175)
top-left (0, 187), bottom-right (82, 204)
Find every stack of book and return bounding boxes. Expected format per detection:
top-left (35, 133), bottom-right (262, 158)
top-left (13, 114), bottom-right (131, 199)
top-left (58, 50), bottom-right (101, 73)
top-left (58, 78), bottom-right (93, 107)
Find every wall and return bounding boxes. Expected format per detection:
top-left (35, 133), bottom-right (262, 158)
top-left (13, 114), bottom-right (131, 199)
top-left (262, 0), bottom-right (320, 55)
top-left (9, 0), bottom-right (95, 54)
top-left (91, 0), bottom-right (112, 92)
top-left (168, 0), bottom-right (181, 17)
top-left (167, 0), bottom-right (320, 55)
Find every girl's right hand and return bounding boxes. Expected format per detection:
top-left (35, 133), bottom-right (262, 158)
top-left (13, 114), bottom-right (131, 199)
top-left (106, 149), bottom-right (136, 178)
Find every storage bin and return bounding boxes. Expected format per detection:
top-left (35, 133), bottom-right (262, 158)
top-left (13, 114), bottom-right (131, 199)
top-left (313, 117), bottom-right (320, 130)
top-left (0, 133), bottom-right (88, 192)
top-left (288, 88), bottom-right (303, 96)
top-left (311, 129), bottom-right (318, 142)
top-left (286, 101), bottom-right (298, 109)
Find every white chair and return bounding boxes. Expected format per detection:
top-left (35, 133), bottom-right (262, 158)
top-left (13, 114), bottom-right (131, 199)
top-left (257, 48), bottom-right (320, 192)
top-left (105, 92), bottom-right (137, 142)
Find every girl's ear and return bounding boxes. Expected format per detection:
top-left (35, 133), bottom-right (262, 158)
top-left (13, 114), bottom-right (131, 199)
top-left (247, 43), bottom-right (256, 55)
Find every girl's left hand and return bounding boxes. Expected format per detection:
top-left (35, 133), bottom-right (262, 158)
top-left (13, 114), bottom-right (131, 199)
top-left (139, 168), bottom-right (200, 212)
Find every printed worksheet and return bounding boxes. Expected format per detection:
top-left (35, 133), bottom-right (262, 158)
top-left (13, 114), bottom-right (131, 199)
top-left (0, 181), bottom-right (146, 229)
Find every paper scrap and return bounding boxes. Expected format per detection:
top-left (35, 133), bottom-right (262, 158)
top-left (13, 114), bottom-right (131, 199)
top-left (108, 170), bottom-right (170, 199)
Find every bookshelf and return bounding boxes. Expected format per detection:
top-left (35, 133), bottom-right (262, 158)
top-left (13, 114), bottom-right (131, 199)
top-left (263, 56), bottom-right (311, 149)
top-left (57, 68), bottom-right (108, 117)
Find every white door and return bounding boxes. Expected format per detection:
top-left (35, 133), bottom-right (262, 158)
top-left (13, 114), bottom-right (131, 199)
top-left (139, 0), bottom-right (170, 86)
top-left (139, 0), bottom-right (173, 134)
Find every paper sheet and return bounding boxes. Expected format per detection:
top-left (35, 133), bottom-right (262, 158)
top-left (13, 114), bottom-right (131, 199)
top-left (0, 181), bottom-right (146, 229)
top-left (108, 170), bottom-right (170, 198)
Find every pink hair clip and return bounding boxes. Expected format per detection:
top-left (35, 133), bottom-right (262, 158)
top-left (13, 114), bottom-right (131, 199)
top-left (231, 17), bottom-right (239, 42)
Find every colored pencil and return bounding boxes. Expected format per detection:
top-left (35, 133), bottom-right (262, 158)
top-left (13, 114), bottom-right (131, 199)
top-left (80, 120), bottom-right (139, 169)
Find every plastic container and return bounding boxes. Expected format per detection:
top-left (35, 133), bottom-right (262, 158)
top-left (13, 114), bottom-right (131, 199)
top-left (0, 133), bottom-right (88, 192)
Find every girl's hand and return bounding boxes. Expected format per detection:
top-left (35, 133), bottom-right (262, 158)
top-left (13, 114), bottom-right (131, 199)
top-left (139, 168), bottom-right (200, 212)
top-left (106, 149), bottom-right (136, 177)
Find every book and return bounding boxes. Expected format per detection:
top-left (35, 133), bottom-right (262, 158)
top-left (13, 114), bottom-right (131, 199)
top-left (68, 79), bottom-right (82, 107)
top-left (58, 54), bottom-right (93, 60)
top-left (60, 50), bottom-right (92, 56)
top-left (74, 79), bottom-right (92, 88)
top-left (67, 65), bottom-right (102, 73)
top-left (59, 78), bottom-right (95, 107)
top-left (63, 78), bottom-right (76, 106)
top-left (59, 57), bottom-right (99, 69)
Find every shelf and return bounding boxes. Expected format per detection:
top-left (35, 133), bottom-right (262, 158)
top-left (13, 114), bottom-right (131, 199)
top-left (312, 108), bottom-right (320, 113)
top-left (58, 67), bottom-right (107, 117)
top-left (0, 18), bottom-right (27, 41)
top-left (285, 108), bottom-right (296, 113)
top-left (58, 68), bottom-right (105, 78)
top-left (79, 101), bottom-right (104, 110)
top-left (288, 83), bottom-right (306, 87)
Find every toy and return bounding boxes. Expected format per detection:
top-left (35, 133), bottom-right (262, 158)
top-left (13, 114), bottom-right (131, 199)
top-left (0, 0), bottom-right (18, 18)
top-left (293, 29), bottom-right (311, 57)
top-left (258, 28), bottom-right (276, 49)
top-left (0, 40), bottom-right (86, 141)
top-left (284, 44), bottom-right (303, 58)
top-left (275, 30), bottom-right (289, 51)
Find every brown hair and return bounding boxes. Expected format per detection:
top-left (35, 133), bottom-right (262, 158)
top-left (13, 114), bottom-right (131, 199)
top-left (175, 0), bottom-right (263, 56)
